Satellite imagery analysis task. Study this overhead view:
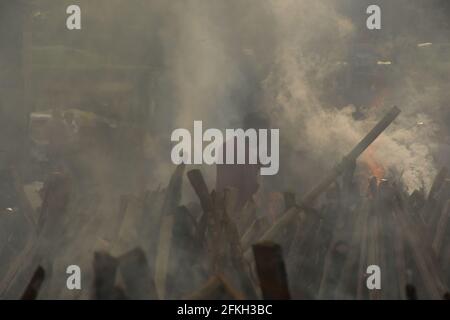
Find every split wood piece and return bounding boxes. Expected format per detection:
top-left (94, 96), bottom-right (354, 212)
top-left (287, 213), bottom-right (321, 298)
top-left (154, 165), bottom-right (186, 298)
top-left (10, 166), bottom-right (37, 227)
top-left (432, 200), bottom-right (450, 258)
top-left (166, 206), bottom-right (204, 299)
top-left (155, 213), bottom-right (174, 299)
top-left (336, 208), bottom-right (368, 299)
top-left (392, 212), bottom-right (408, 300)
top-left (161, 164), bottom-right (185, 216)
top-left (118, 247), bottom-right (157, 299)
top-left (253, 241), bottom-right (291, 300)
top-left (373, 199), bottom-right (398, 300)
top-left (394, 205), bottom-right (448, 299)
top-left (223, 189), bottom-right (258, 299)
top-left (356, 201), bottom-right (370, 299)
top-left (427, 167), bottom-right (448, 203)
top-left (422, 168), bottom-right (448, 233)
top-left (318, 235), bottom-right (352, 299)
top-left (92, 251), bottom-right (125, 300)
top-left (187, 170), bottom-right (223, 274)
top-left (429, 179), bottom-right (450, 239)
top-left (187, 169), bottom-right (214, 246)
top-left (183, 274), bottom-right (244, 300)
top-left (409, 189), bottom-right (426, 213)
top-left (254, 106), bottom-right (401, 245)
top-left (114, 195), bottom-right (146, 253)
top-left (208, 191), bottom-right (228, 274)
top-left (21, 266), bottom-right (45, 300)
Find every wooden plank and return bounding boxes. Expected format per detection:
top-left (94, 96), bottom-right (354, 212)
top-left (92, 251), bottom-right (123, 299)
top-left (154, 214), bottom-right (174, 299)
top-left (394, 205), bottom-right (448, 299)
top-left (432, 200), bottom-right (450, 257)
top-left (252, 241), bottom-right (290, 300)
top-left (118, 247), bottom-right (157, 299)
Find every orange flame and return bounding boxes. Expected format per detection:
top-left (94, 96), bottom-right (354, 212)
top-left (362, 86), bottom-right (389, 181)
top-left (363, 145), bottom-right (385, 181)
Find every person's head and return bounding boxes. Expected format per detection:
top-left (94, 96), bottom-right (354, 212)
top-left (243, 112), bottom-right (270, 130)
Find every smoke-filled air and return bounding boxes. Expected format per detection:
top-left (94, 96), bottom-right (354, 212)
top-left (0, 0), bottom-right (449, 300)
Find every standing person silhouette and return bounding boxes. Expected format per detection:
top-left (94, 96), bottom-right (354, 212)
top-left (216, 112), bottom-right (271, 211)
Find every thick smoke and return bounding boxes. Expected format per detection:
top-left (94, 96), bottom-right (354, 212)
top-left (1, 0), bottom-right (450, 299)
top-left (155, 0), bottom-right (450, 193)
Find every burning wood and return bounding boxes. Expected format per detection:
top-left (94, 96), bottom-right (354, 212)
top-left (255, 106), bottom-right (401, 244)
top-left (4, 100), bottom-right (450, 301)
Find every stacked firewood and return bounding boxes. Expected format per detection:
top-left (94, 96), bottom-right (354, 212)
top-left (2, 106), bottom-right (450, 300)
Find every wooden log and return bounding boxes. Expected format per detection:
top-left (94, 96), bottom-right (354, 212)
top-left (187, 170), bottom-right (225, 275)
top-left (427, 167), bottom-right (448, 203)
top-left (223, 190), bottom-right (257, 299)
top-left (118, 247), bottom-right (157, 299)
top-left (154, 213), bottom-right (175, 299)
top-left (252, 241), bottom-right (291, 300)
top-left (356, 201), bottom-right (370, 299)
top-left (166, 206), bottom-right (206, 299)
top-left (422, 167), bottom-right (448, 228)
top-left (394, 205), bottom-right (448, 299)
top-left (20, 266), bottom-right (45, 300)
top-left (154, 165), bottom-right (186, 298)
top-left (288, 213), bottom-right (322, 298)
top-left (336, 207), bottom-right (368, 299)
top-left (392, 212), bottom-right (408, 300)
top-left (187, 169), bottom-right (214, 214)
top-left (161, 164), bottom-right (185, 215)
top-left (92, 251), bottom-right (122, 300)
top-left (187, 169), bottom-right (214, 246)
top-left (409, 189), bottom-right (426, 213)
top-left (432, 200), bottom-right (449, 257)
